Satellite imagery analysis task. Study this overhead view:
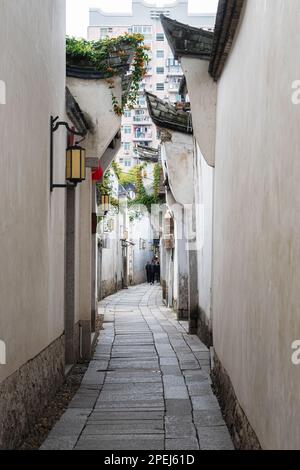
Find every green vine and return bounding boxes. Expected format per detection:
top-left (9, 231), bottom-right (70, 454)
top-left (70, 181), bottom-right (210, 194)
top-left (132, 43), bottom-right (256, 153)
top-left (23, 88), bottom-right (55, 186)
top-left (98, 163), bottom-right (162, 221)
top-left (66, 34), bottom-right (150, 115)
top-left (128, 163), bottom-right (162, 214)
top-left (153, 163), bottom-right (161, 200)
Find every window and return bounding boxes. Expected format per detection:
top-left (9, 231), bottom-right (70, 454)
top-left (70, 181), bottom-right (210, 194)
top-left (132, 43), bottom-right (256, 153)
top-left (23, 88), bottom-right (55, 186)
top-left (124, 159), bottom-right (131, 167)
top-left (156, 33), bottom-right (164, 41)
top-left (132, 26), bottom-right (152, 38)
top-left (124, 110), bottom-right (131, 118)
top-left (123, 142), bottom-right (131, 151)
top-left (156, 50), bottom-right (164, 59)
top-left (139, 96), bottom-right (146, 106)
top-left (156, 67), bottom-right (164, 74)
top-left (167, 58), bottom-right (179, 67)
top-left (156, 83), bottom-right (164, 91)
top-left (140, 26), bottom-right (152, 34)
top-left (124, 126), bottom-right (131, 134)
top-left (100, 27), bottom-right (113, 38)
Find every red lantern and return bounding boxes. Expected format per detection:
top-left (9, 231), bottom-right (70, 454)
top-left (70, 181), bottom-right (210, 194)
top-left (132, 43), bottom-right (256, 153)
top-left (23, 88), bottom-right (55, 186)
top-left (92, 162), bottom-right (104, 182)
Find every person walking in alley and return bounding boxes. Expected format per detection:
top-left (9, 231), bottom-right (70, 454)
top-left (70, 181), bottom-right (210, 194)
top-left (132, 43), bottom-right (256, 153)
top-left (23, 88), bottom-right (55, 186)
top-left (155, 259), bottom-right (161, 284)
top-left (145, 261), bottom-right (151, 284)
top-left (149, 260), bottom-right (156, 285)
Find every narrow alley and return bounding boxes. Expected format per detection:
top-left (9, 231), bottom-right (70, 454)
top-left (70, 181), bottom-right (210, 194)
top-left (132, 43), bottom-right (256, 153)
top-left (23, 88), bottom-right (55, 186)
top-left (41, 285), bottom-right (233, 451)
top-left (4, 0), bottom-right (300, 455)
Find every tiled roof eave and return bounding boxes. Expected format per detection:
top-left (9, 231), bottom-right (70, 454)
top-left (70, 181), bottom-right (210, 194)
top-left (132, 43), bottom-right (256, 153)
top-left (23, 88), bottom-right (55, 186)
top-left (146, 92), bottom-right (193, 135)
top-left (153, 117), bottom-right (193, 135)
top-left (160, 14), bottom-right (214, 61)
top-left (66, 86), bottom-right (90, 135)
top-left (209, 0), bottom-right (245, 80)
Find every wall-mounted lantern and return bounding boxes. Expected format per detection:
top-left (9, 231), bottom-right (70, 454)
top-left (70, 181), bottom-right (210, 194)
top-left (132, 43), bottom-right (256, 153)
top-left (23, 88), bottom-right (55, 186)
top-left (66, 146), bottom-right (86, 185)
top-left (50, 115), bottom-right (86, 192)
top-left (101, 194), bottom-right (110, 214)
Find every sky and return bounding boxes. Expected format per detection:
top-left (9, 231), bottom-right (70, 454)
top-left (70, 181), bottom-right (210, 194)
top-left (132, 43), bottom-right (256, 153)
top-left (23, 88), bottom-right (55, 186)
top-left (66, 0), bottom-right (219, 38)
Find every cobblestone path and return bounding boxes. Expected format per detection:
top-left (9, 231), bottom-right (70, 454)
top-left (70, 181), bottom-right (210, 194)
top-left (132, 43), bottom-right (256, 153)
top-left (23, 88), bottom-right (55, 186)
top-left (41, 284), bottom-right (233, 450)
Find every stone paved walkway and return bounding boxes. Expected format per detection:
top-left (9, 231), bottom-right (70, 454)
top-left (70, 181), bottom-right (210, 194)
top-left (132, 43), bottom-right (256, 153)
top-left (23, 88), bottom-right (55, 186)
top-left (41, 284), bottom-right (234, 450)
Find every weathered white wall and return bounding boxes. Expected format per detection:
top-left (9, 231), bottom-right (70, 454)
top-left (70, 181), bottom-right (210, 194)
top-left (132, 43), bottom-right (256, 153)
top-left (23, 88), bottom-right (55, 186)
top-left (67, 77), bottom-right (122, 159)
top-left (213, 0), bottom-right (300, 449)
top-left (78, 173), bottom-right (92, 323)
top-left (163, 132), bottom-right (194, 205)
top-left (181, 57), bottom-right (217, 168)
top-left (100, 230), bottom-right (123, 297)
top-left (99, 199), bottom-right (126, 298)
top-left (0, 0), bottom-right (66, 383)
top-left (194, 143), bottom-right (214, 322)
top-left (129, 214), bottom-right (153, 285)
top-left (161, 142), bottom-right (190, 316)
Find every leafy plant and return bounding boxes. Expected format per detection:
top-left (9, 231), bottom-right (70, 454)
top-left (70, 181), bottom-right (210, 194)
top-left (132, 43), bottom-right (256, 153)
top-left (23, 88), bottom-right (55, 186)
top-left (128, 163), bottom-right (162, 213)
top-left (153, 163), bottom-right (162, 200)
top-left (99, 162), bottom-right (162, 222)
top-left (66, 34), bottom-right (150, 115)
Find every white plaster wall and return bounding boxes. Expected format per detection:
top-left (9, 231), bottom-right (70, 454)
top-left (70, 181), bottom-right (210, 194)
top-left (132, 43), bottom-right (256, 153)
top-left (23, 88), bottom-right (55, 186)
top-left (181, 57), bottom-right (217, 168)
top-left (213, 0), bottom-right (300, 449)
top-left (66, 77), bottom-right (122, 159)
top-left (195, 143), bottom-right (214, 320)
top-left (164, 132), bottom-right (194, 205)
top-left (0, 0), bottom-right (66, 383)
top-left (78, 173), bottom-right (92, 322)
top-left (161, 143), bottom-right (190, 312)
top-left (101, 234), bottom-right (123, 293)
top-left (100, 207), bottom-right (125, 295)
top-left (129, 215), bottom-right (153, 285)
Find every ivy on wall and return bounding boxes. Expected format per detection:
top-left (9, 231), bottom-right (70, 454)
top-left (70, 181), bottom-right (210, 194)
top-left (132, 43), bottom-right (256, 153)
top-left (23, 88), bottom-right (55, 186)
top-left (66, 34), bottom-right (150, 115)
top-left (123, 163), bottom-right (162, 214)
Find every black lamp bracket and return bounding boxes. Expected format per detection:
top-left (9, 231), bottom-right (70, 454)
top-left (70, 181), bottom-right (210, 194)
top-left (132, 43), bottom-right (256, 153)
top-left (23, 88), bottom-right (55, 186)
top-left (50, 115), bottom-right (86, 192)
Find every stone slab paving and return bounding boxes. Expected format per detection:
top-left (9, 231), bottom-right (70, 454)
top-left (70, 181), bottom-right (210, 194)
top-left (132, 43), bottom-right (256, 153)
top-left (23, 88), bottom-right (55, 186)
top-left (41, 284), bottom-right (234, 451)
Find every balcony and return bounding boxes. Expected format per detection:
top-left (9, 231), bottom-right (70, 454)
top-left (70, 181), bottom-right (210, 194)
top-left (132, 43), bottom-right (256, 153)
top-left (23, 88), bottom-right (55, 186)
top-left (133, 131), bottom-right (153, 141)
top-left (166, 66), bottom-right (182, 76)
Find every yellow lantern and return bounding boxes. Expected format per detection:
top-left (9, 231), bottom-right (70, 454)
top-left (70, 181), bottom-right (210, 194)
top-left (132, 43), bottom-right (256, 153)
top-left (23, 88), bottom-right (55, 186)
top-left (101, 194), bottom-right (110, 213)
top-left (66, 146), bottom-right (86, 185)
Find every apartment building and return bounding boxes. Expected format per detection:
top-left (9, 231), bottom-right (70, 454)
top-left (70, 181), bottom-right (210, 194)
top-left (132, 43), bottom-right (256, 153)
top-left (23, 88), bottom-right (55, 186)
top-left (88, 0), bottom-right (215, 169)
